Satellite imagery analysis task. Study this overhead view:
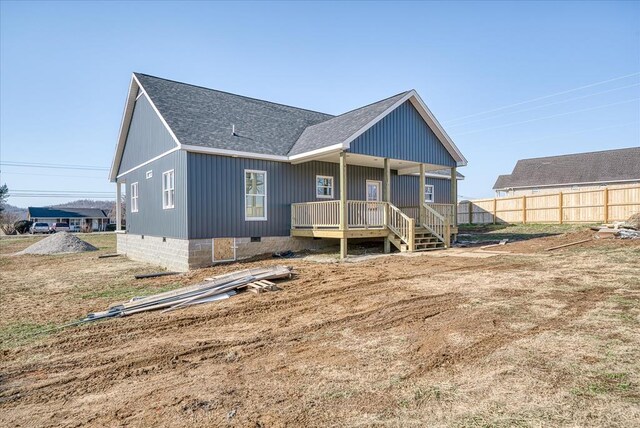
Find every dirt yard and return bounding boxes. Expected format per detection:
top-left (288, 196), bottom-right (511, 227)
top-left (1, 229), bottom-right (639, 427)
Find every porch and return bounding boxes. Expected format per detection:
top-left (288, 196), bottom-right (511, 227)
top-left (290, 152), bottom-right (458, 258)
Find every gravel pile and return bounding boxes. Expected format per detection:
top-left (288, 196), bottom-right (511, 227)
top-left (18, 232), bottom-right (98, 255)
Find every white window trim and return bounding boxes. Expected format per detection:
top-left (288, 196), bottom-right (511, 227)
top-left (316, 175), bottom-right (334, 199)
top-left (130, 182), bottom-right (139, 213)
top-left (425, 184), bottom-right (434, 203)
top-left (146, 170), bottom-right (153, 179)
top-left (162, 169), bottom-right (175, 210)
top-left (244, 169), bottom-right (267, 221)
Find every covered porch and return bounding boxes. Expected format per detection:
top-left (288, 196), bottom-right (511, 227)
top-left (290, 151), bottom-right (458, 258)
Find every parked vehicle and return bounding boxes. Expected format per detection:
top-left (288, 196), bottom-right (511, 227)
top-left (30, 222), bottom-right (51, 234)
top-left (105, 223), bottom-right (117, 231)
top-left (50, 222), bottom-right (70, 233)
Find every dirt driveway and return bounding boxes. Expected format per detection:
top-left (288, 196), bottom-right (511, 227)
top-left (1, 231), bottom-right (639, 427)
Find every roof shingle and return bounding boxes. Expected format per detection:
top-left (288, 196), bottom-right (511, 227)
top-left (493, 147), bottom-right (640, 189)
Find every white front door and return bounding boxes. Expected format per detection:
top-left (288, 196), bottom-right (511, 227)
top-left (366, 180), bottom-right (381, 202)
top-left (366, 180), bottom-right (383, 226)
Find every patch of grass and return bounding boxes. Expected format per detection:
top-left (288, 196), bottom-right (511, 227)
top-left (79, 282), bottom-right (183, 300)
top-left (571, 372), bottom-right (632, 396)
top-left (0, 321), bottom-right (57, 350)
top-left (458, 223), bottom-right (594, 243)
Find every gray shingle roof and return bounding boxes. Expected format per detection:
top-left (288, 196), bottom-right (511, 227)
top-left (288, 91), bottom-right (410, 156)
top-left (28, 207), bottom-right (109, 219)
top-left (493, 147), bottom-right (640, 189)
top-left (135, 73), bottom-right (334, 156)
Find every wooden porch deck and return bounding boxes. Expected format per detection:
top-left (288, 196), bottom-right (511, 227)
top-left (291, 200), bottom-right (456, 252)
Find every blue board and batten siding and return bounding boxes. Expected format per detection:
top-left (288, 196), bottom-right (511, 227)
top-left (348, 100), bottom-right (456, 167)
top-left (186, 153), bottom-right (452, 239)
top-left (118, 95), bottom-right (177, 174)
top-left (122, 150), bottom-right (188, 239)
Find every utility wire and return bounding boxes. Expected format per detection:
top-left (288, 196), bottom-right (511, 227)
top-left (452, 98), bottom-right (640, 136)
top-left (447, 82), bottom-right (640, 128)
top-left (506, 120), bottom-right (639, 145)
top-left (0, 161), bottom-right (109, 171)
top-left (445, 71), bottom-right (640, 123)
top-left (1, 171), bottom-right (107, 179)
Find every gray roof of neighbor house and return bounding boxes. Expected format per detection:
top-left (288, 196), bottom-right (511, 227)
top-left (493, 147), bottom-right (640, 189)
top-left (288, 91), bottom-right (410, 156)
top-left (135, 73), bottom-right (334, 156)
top-left (28, 207), bottom-right (109, 219)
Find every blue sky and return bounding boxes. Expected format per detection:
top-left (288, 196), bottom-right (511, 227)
top-left (1, 1), bottom-right (638, 207)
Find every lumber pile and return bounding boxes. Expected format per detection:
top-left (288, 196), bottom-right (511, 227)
top-left (80, 265), bottom-right (292, 323)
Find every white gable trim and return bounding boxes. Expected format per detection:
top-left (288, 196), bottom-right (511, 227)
top-left (116, 146), bottom-right (181, 179)
top-left (339, 90), bottom-right (467, 166)
top-left (109, 74), bottom-right (181, 182)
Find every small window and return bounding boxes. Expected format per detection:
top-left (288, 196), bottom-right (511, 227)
top-left (162, 170), bottom-right (175, 209)
top-left (250, 237), bottom-right (261, 242)
top-left (131, 182), bottom-right (139, 213)
top-left (316, 175), bottom-right (334, 199)
top-left (146, 170), bottom-right (153, 179)
top-left (245, 169), bottom-right (267, 220)
top-left (424, 184), bottom-right (434, 203)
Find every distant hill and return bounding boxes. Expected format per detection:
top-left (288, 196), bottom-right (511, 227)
top-left (1, 200), bottom-right (118, 221)
top-left (53, 199), bottom-right (116, 211)
top-left (2, 204), bottom-right (28, 220)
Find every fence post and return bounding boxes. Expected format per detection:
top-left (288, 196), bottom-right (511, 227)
top-left (558, 192), bottom-right (563, 224)
top-left (522, 196), bottom-right (527, 224)
top-left (493, 198), bottom-right (497, 224)
top-left (603, 187), bottom-right (609, 223)
top-left (468, 201), bottom-right (473, 224)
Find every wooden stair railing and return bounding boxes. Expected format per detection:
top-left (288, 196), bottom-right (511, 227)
top-left (387, 203), bottom-right (415, 251)
top-left (421, 203), bottom-right (451, 248)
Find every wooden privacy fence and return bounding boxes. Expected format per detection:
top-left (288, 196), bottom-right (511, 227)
top-left (458, 184), bottom-right (640, 225)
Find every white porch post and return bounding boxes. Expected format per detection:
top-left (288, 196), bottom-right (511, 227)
top-left (339, 151), bottom-right (348, 259)
top-left (116, 182), bottom-right (122, 231)
top-left (419, 163), bottom-right (426, 225)
top-left (383, 158), bottom-right (391, 254)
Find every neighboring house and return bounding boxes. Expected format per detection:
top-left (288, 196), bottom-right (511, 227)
top-left (110, 73), bottom-right (467, 271)
top-left (494, 147), bottom-right (640, 197)
top-left (27, 207), bottom-right (111, 232)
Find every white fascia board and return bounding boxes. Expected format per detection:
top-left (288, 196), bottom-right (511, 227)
top-left (288, 143), bottom-right (344, 163)
top-left (333, 90), bottom-right (468, 167)
top-left (116, 146), bottom-right (181, 179)
top-left (495, 178), bottom-right (640, 191)
top-left (132, 74), bottom-right (182, 148)
top-left (407, 91), bottom-right (468, 166)
top-left (109, 76), bottom-right (139, 182)
top-left (341, 92), bottom-right (415, 149)
top-left (181, 144), bottom-right (289, 162)
top-left (109, 73), bottom-right (181, 182)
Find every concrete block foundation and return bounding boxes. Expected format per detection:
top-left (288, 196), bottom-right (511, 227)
top-left (117, 233), bottom-right (333, 271)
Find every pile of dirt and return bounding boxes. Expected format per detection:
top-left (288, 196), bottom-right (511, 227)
top-left (624, 213), bottom-right (640, 230)
top-left (17, 232), bottom-right (98, 255)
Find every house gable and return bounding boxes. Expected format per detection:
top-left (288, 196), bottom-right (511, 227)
top-left (117, 94), bottom-right (179, 176)
top-left (348, 100), bottom-right (456, 167)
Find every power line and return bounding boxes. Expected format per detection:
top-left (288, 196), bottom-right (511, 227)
top-left (445, 72), bottom-right (640, 124)
top-left (11, 189), bottom-right (113, 193)
top-left (507, 120), bottom-right (639, 145)
top-left (0, 161), bottom-right (109, 171)
top-left (1, 171), bottom-right (107, 179)
top-left (452, 98), bottom-right (640, 136)
top-left (448, 82), bottom-right (640, 129)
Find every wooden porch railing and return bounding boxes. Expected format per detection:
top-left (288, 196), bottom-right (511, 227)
top-left (388, 204), bottom-right (415, 249)
top-left (346, 201), bottom-right (387, 228)
top-left (401, 203), bottom-right (455, 227)
top-left (421, 203), bottom-right (451, 247)
top-left (291, 200), bottom-right (340, 228)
